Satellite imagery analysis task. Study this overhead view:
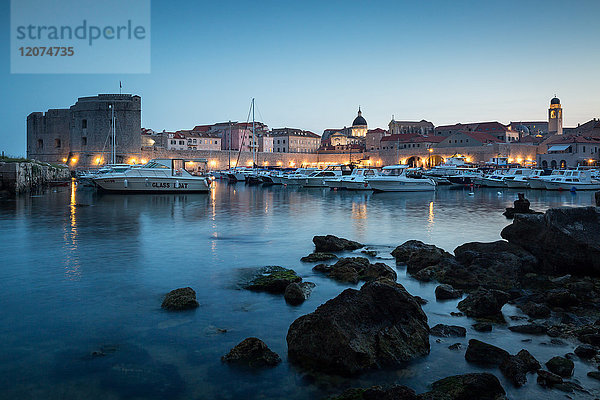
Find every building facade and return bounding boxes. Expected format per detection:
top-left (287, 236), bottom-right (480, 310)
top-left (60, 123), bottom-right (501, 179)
top-left (27, 94), bottom-right (142, 166)
top-left (388, 119), bottom-right (434, 135)
top-left (270, 128), bottom-right (320, 153)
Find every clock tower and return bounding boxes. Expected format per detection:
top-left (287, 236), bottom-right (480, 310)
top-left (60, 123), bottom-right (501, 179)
top-left (548, 96), bottom-right (563, 135)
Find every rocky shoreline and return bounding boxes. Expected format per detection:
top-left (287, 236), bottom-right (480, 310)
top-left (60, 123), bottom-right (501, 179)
top-left (161, 205), bottom-right (600, 399)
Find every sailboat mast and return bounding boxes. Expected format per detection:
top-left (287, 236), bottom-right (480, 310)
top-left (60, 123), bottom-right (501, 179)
top-left (252, 98), bottom-right (255, 168)
top-left (228, 120), bottom-right (231, 169)
top-left (111, 103), bottom-right (116, 165)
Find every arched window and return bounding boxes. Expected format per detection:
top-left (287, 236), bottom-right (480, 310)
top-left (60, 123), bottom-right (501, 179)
top-left (542, 160), bottom-right (548, 168)
top-left (82, 119), bottom-right (87, 129)
top-left (54, 139), bottom-right (61, 148)
top-left (37, 139), bottom-right (43, 149)
top-left (560, 160), bottom-right (567, 169)
top-left (551, 160), bottom-right (557, 169)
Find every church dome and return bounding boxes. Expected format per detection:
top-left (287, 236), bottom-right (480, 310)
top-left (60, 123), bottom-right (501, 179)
top-left (352, 108), bottom-right (367, 126)
top-left (550, 97), bottom-right (560, 105)
top-left (515, 125), bottom-right (530, 135)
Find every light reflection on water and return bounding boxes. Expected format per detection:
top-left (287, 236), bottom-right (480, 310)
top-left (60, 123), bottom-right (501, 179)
top-left (0, 182), bottom-right (598, 399)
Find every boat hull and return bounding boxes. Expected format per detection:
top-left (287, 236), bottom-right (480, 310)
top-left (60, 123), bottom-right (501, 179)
top-left (505, 179), bottom-right (529, 189)
top-left (526, 178), bottom-right (547, 189)
top-left (368, 179), bottom-right (435, 192)
top-left (544, 181), bottom-right (600, 191)
top-left (94, 176), bottom-right (210, 193)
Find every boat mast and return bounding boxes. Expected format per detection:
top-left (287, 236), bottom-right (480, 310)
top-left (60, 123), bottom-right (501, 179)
top-left (111, 103), bottom-right (116, 165)
top-left (252, 98), bottom-right (255, 169)
top-left (228, 120), bottom-right (231, 169)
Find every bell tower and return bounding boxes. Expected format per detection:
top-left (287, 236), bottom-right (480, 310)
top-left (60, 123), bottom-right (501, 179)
top-left (548, 96), bottom-right (563, 135)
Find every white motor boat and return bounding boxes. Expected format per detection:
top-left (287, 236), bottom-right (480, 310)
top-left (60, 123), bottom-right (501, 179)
top-left (303, 165), bottom-right (353, 187)
top-left (93, 159), bottom-right (211, 193)
top-left (544, 170), bottom-right (600, 191)
top-left (226, 167), bottom-right (254, 182)
top-left (479, 172), bottom-right (507, 188)
top-left (502, 168), bottom-right (534, 188)
top-left (325, 168), bottom-right (378, 190)
top-left (367, 165), bottom-right (436, 192)
top-left (527, 169), bottom-right (564, 189)
top-left (78, 164), bottom-right (132, 186)
top-left (281, 168), bottom-right (319, 185)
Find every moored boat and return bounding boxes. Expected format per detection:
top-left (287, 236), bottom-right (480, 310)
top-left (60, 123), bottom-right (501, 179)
top-left (93, 159), bottom-right (211, 193)
top-left (367, 165), bottom-right (436, 192)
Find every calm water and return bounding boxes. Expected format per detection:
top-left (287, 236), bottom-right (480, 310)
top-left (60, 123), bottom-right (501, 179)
top-left (0, 181), bottom-right (598, 399)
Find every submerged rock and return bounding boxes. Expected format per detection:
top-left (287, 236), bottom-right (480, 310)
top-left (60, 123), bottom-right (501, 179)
top-left (426, 373), bottom-right (506, 400)
top-left (430, 324), bottom-right (466, 337)
top-left (508, 323), bottom-right (547, 335)
top-left (545, 356), bottom-right (574, 377)
top-left (284, 282), bottom-right (316, 305)
top-left (286, 279), bottom-right (429, 375)
top-left (314, 257), bottom-right (397, 284)
top-left (435, 284), bottom-right (463, 300)
top-left (391, 240), bottom-right (453, 273)
top-left (457, 288), bottom-right (510, 320)
top-left (313, 235), bottom-right (363, 252)
top-left (161, 287), bottom-right (199, 311)
top-left (301, 252), bottom-right (338, 262)
top-left (221, 337), bottom-right (281, 367)
top-left (472, 323), bottom-right (493, 332)
top-left (501, 207), bottom-right (600, 275)
top-left (245, 266), bottom-right (302, 293)
top-left (327, 385), bottom-right (417, 400)
top-left (465, 339), bottom-right (510, 366)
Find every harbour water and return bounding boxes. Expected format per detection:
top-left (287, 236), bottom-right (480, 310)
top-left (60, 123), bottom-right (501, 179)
top-left (1, 181), bottom-right (598, 399)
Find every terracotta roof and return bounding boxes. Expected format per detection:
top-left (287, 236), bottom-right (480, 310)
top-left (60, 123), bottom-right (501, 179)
top-left (367, 128), bottom-right (388, 134)
top-left (458, 131), bottom-right (503, 143)
top-left (546, 135), bottom-right (600, 145)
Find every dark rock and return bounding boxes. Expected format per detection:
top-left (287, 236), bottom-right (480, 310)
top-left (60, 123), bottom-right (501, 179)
top-left (161, 287), bottom-right (199, 311)
top-left (501, 207), bottom-right (600, 275)
top-left (313, 235), bottom-right (363, 252)
top-left (472, 323), bottom-right (492, 332)
top-left (574, 344), bottom-right (597, 359)
top-left (545, 356), bottom-right (574, 377)
top-left (221, 337), bottom-right (281, 367)
top-left (537, 370), bottom-right (563, 387)
top-left (545, 289), bottom-right (579, 308)
top-left (448, 343), bottom-right (462, 350)
top-left (499, 349), bottom-right (540, 387)
top-left (450, 312), bottom-right (464, 317)
top-left (313, 263), bottom-right (332, 273)
top-left (425, 373), bottom-right (506, 400)
top-left (587, 371), bottom-right (600, 381)
top-left (391, 240), bottom-right (453, 273)
top-left (327, 385), bottom-right (417, 400)
top-left (465, 339), bottom-right (510, 366)
top-left (519, 302), bottom-right (551, 319)
top-left (579, 333), bottom-right (600, 346)
top-left (284, 282), bottom-right (316, 305)
top-left (435, 284), bottom-right (463, 300)
top-left (414, 296), bottom-right (428, 305)
top-left (457, 288), bottom-right (510, 320)
top-left (595, 191), bottom-right (600, 207)
top-left (286, 279), bottom-right (429, 375)
top-left (361, 250), bottom-right (377, 257)
top-left (430, 324), bottom-right (466, 337)
top-left (503, 193), bottom-right (538, 219)
top-left (508, 323), bottom-right (547, 335)
top-left (316, 257), bottom-right (397, 284)
top-left (245, 266), bottom-right (302, 294)
top-left (301, 252), bottom-right (338, 262)
top-left (452, 240), bottom-right (537, 290)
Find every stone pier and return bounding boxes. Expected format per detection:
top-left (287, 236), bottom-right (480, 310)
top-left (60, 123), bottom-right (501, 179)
top-left (0, 161), bottom-right (71, 194)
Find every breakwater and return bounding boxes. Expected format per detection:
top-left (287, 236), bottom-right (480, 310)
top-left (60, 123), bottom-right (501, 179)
top-left (0, 160), bottom-right (70, 193)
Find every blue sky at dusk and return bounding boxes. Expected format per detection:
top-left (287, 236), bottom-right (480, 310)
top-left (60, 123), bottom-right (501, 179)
top-left (1, 0), bottom-right (599, 156)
